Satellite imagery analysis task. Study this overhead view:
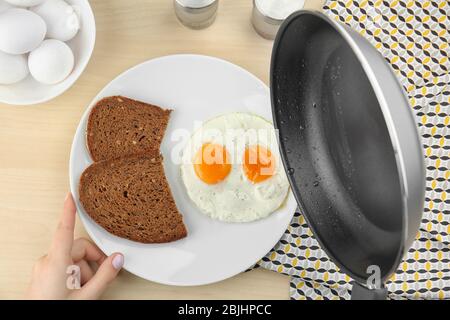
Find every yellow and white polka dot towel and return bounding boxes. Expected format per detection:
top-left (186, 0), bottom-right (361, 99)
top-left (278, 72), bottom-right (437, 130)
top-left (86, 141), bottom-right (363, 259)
top-left (259, 0), bottom-right (450, 300)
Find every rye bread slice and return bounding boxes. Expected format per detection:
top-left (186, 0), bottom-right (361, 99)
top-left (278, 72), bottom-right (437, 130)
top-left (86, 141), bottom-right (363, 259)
top-left (87, 96), bottom-right (171, 162)
top-left (79, 153), bottom-right (187, 243)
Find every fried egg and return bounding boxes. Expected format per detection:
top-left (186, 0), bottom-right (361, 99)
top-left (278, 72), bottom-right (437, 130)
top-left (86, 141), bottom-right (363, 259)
top-left (181, 112), bottom-right (290, 222)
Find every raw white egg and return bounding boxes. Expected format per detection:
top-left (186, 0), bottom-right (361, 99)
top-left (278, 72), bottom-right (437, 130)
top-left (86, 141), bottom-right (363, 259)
top-left (4, 0), bottom-right (45, 6)
top-left (31, 0), bottom-right (80, 42)
top-left (0, 8), bottom-right (46, 54)
top-left (0, 51), bottom-right (29, 84)
top-left (28, 39), bottom-right (74, 84)
top-left (181, 113), bottom-right (290, 222)
top-left (0, 0), bottom-right (12, 13)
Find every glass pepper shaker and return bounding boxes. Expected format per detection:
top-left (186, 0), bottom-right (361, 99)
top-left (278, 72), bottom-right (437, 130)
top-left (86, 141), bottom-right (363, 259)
top-left (174, 0), bottom-right (219, 29)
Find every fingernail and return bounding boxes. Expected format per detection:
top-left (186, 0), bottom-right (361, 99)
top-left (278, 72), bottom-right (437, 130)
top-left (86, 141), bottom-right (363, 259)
top-left (65, 193), bottom-right (70, 201)
top-left (112, 253), bottom-right (124, 270)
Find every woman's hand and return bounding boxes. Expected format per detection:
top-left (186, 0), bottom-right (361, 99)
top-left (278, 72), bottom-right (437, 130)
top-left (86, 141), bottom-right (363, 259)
top-left (26, 193), bottom-right (124, 299)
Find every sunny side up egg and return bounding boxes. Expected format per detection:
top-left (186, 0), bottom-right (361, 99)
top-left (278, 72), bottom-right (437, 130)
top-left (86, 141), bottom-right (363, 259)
top-left (181, 113), bottom-right (290, 223)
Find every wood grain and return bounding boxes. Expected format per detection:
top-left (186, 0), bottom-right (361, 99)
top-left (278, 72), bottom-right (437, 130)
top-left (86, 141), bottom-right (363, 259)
top-left (0, 0), bottom-right (324, 299)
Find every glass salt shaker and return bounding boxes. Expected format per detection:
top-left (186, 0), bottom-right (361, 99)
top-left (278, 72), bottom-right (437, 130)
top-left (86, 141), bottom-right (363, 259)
top-left (252, 0), bottom-right (306, 40)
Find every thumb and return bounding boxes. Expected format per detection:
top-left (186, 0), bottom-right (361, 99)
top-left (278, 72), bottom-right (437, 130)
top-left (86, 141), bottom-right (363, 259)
top-left (72, 253), bottom-right (124, 300)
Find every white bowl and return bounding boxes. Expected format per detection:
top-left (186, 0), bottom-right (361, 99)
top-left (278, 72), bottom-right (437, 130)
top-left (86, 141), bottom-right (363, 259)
top-left (0, 0), bottom-right (96, 106)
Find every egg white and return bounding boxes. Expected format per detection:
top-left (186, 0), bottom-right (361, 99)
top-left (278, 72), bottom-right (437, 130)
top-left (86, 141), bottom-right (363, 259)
top-left (0, 8), bottom-right (46, 55)
top-left (28, 39), bottom-right (74, 84)
top-left (181, 112), bottom-right (290, 222)
top-left (0, 51), bottom-right (29, 84)
top-left (31, 0), bottom-right (80, 42)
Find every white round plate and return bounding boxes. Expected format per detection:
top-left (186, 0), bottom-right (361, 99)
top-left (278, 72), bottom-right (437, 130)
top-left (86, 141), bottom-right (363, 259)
top-left (0, 0), bottom-right (96, 105)
top-left (69, 54), bottom-right (297, 286)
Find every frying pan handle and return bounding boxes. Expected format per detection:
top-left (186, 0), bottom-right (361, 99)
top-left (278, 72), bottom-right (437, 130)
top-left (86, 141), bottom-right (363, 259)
top-left (350, 282), bottom-right (388, 300)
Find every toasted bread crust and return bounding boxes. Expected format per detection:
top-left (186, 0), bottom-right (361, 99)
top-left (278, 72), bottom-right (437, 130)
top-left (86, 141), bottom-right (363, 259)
top-left (79, 153), bottom-right (187, 243)
top-left (86, 95), bottom-right (171, 162)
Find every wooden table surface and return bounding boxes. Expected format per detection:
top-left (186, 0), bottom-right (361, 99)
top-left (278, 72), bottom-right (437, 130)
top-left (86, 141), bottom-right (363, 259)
top-left (0, 0), bottom-right (324, 299)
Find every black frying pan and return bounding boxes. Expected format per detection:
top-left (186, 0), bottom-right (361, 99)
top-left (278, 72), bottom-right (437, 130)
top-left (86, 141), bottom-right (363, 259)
top-left (270, 11), bottom-right (425, 299)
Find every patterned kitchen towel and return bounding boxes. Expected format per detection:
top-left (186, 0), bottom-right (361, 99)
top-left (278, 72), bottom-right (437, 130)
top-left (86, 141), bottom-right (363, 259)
top-left (258, 0), bottom-right (450, 300)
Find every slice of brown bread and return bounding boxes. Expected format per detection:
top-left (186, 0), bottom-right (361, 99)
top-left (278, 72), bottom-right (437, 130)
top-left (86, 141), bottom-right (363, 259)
top-left (79, 153), bottom-right (187, 243)
top-left (87, 95), bottom-right (171, 162)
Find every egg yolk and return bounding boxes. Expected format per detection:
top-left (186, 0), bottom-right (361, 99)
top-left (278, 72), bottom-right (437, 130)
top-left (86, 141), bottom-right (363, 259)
top-left (194, 143), bottom-right (231, 184)
top-left (243, 145), bottom-right (275, 183)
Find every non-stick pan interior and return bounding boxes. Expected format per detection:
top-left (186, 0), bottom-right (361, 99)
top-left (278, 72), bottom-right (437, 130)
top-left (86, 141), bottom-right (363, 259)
top-left (271, 13), bottom-right (404, 283)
